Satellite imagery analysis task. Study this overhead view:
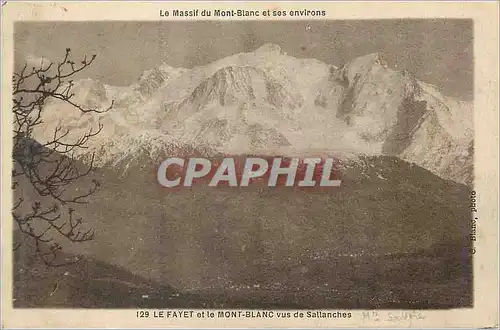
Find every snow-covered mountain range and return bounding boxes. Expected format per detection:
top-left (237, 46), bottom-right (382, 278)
top-left (33, 43), bottom-right (474, 185)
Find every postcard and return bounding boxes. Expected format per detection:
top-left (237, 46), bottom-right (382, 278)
top-left (1, 1), bottom-right (498, 328)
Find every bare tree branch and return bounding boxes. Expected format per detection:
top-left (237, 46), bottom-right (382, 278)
top-left (12, 48), bottom-right (112, 266)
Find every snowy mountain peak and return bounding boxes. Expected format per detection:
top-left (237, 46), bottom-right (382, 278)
top-left (33, 47), bottom-right (474, 185)
top-left (341, 52), bottom-right (386, 83)
top-left (339, 52), bottom-right (420, 97)
top-left (255, 43), bottom-right (282, 54)
top-left (177, 66), bottom-right (264, 112)
top-left (158, 62), bottom-right (187, 74)
top-left (135, 63), bottom-right (187, 96)
top-left (178, 65), bottom-right (303, 112)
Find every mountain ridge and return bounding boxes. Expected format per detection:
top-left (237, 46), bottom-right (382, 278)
top-left (32, 43), bottom-right (474, 185)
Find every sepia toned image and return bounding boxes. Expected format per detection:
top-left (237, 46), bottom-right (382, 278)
top-left (1, 2), bottom-right (498, 329)
top-left (10, 19), bottom-right (475, 309)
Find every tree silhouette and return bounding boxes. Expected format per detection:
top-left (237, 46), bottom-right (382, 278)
top-left (12, 48), bottom-right (113, 266)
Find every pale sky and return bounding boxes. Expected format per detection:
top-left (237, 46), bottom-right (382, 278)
top-left (14, 20), bottom-right (473, 100)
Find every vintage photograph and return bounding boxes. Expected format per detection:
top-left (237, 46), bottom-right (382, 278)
top-left (11, 19), bottom-right (475, 310)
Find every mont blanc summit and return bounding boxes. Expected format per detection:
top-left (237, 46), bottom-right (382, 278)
top-left (34, 44), bottom-right (473, 185)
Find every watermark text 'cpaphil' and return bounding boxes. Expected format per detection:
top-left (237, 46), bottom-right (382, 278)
top-left (156, 156), bottom-right (342, 188)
